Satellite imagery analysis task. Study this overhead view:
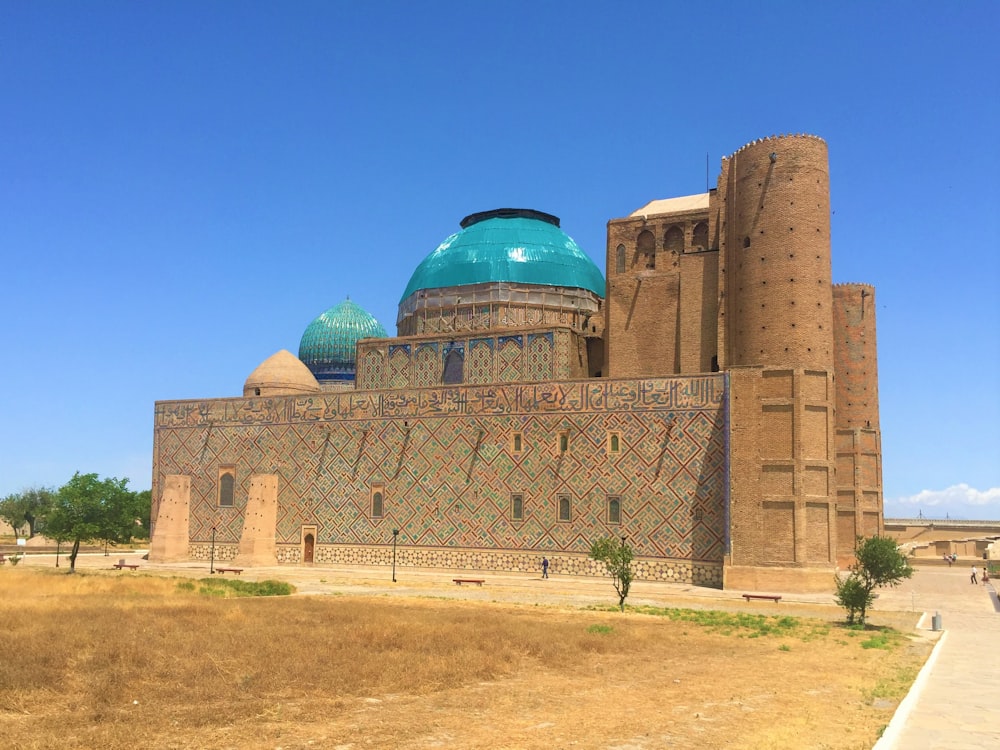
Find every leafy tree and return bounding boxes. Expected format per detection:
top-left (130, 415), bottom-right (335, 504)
top-left (836, 535), bottom-right (913, 626)
top-left (132, 489), bottom-right (152, 539)
top-left (45, 473), bottom-right (133, 572)
top-left (590, 536), bottom-right (634, 612)
top-left (0, 487), bottom-right (55, 539)
top-left (834, 573), bottom-right (873, 626)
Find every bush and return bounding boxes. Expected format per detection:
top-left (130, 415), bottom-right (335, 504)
top-left (834, 574), bottom-right (873, 626)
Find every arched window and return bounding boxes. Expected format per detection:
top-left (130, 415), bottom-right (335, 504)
top-left (511, 493), bottom-right (524, 521)
top-left (637, 230), bottom-right (655, 269)
top-left (743, 236), bottom-right (751, 249)
top-left (558, 495), bottom-right (571, 522)
top-left (372, 491), bottom-right (383, 518)
top-left (615, 244), bottom-right (626, 273)
top-left (218, 467), bottom-right (235, 507)
top-left (607, 496), bottom-right (621, 524)
top-left (665, 225), bottom-right (684, 254)
top-left (692, 222), bottom-right (709, 251)
top-left (442, 348), bottom-right (464, 384)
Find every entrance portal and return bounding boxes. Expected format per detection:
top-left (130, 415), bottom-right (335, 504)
top-left (303, 533), bottom-right (315, 563)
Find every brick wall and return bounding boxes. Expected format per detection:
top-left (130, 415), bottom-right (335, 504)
top-left (153, 374), bottom-right (728, 582)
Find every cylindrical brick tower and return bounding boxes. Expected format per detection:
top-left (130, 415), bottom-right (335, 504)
top-left (832, 283), bottom-right (879, 428)
top-left (720, 135), bottom-right (841, 588)
top-left (724, 135), bottom-right (834, 369)
top-left (832, 282), bottom-right (883, 551)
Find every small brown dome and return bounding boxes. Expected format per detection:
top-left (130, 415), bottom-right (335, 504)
top-left (243, 350), bottom-right (321, 397)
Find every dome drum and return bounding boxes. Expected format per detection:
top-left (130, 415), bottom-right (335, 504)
top-left (397, 280), bottom-right (602, 336)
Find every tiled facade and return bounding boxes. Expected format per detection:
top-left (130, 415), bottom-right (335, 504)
top-left (151, 134), bottom-right (882, 592)
top-left (154, 375), bottom-right (728, 584)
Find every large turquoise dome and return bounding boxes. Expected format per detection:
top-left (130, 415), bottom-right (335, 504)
top-left (299, 299), bottom-right (387, 381)
top-left (400, 209), bottom-right (605, 302)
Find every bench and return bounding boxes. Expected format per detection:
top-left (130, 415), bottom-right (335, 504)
top-left (742, 593), bottom-right (781, 603)
top-left (215, 567), bottom-right (243, 575)
top-left (113, 559), bottom-right (140, 570)
top-left (453, 578), bottom-right (485, 586)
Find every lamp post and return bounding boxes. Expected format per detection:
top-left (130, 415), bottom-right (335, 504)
top-left (55, 540), bottom-right (60, 568)
top-left (392, 528), bottom-right (399, 582)
top-left (210, 526), bottom-right (217, 574)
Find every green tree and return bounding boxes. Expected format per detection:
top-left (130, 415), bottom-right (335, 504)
top-left (590, 536), bottom-right (634, 611)
top-left (45, 473), bottom-right (133, 572)
top-left (132, 489), bottom-right (152, 540)
top-left (0, 487), bottom-right (55, 539)
top-left (836, 535), bottom-right (913, 626)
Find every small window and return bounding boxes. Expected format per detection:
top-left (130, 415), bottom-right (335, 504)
top-left (608, 432), bottom-right (621, 454)
top-left (511, 493), bottom-right (524, 521)
top-left (218, 467), bottom-right (235, 507)
top-left (607, 495), bottom-right (621, 524)
top-left (557, 494), bottom-right (571, 522)
top-left (558, 431), bottom-right (569, 453)
top-left (371, 484), bottom-right (385, 518)
top-left (615, 244), bottom-right (626, 273)
top-left (664, 225), bottom-right (684, 254)
top-left (511, 431), bottom-right (523, 454)
top-left (637, 230), bottom-right (655, 269)
top-left (692, 221), bottom-right (709, 251)
top-left (442, 348), bottom-right (464, 385)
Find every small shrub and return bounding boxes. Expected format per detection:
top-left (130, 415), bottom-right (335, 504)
top-left (587, 624), bottom-right (614, 635)
top-left (778, 644), bottom-right (791, 652)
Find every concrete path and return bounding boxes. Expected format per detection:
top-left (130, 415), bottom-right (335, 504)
top-left (13, 552), bottom-right (1000, 748)
top-left (874, 566), bottom-right (1000, 750)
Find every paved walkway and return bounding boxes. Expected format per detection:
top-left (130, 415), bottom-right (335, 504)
top-left (873, 565), bottom-right (1000, 750)
top-left (14, 552), bottom-right (1000, 748)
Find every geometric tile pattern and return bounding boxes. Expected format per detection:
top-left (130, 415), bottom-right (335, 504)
top-left (153, 374), bottom-right (727, 563)
top-left (362, 350), bottom-right (385, 386)
top-left (413, 343), bottom-right (439, 387)
top-left (388, 347), bottom-right (410, 389)
top-left (467, 339), bottom-right (493, 384)
top-left (526, 333), bottom-right (553, 381)
top-left (497, 336), bottom-right (523, 382)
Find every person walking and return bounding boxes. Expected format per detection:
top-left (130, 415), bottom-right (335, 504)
top-left (983, 566), bottom-right (990, 585)
top-left (971, 565), bottom-right (978, 584)
top-left (542, 557), bottom-right (549, 579)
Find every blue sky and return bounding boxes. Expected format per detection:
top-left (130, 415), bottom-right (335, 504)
top-left (1, 1), bottom-right (997, 519)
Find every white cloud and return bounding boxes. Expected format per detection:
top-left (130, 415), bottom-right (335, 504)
top-left (891, 484), bottom-right (1000, 508)
top-left (885, 484), bottom-right (1000, 520)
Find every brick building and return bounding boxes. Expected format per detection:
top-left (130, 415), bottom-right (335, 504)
top-left (150, 134), bottom-right (882, 591)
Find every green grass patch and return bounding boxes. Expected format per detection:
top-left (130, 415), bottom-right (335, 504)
top-left (859, 629), bottom-right (907, 651)
top-left (587, 624), bottom-right (614, 635)
top-left (591, 604), bottom-right (805, 639)
top-left (865, 664), bottom-right (921, 702)
top-left (183, 578), bottom-right (295, 597)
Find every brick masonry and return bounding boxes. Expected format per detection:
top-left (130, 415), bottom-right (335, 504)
top-left (152, 133), bottom-right (882, 592)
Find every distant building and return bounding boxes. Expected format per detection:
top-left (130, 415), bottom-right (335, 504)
top-left (151, 134), bottom-right (882, 591)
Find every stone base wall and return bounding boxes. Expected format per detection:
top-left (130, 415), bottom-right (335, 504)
top-left (261, 543), bottom-right (721, 587)
top-left (189, 543), bottom-right (239, 562)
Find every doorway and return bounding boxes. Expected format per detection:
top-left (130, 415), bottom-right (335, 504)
top-left (301, 526), bottom-right (317, 564)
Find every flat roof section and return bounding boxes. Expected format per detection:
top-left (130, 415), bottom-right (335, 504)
top-left (630, 192), bottom-right (710, 218)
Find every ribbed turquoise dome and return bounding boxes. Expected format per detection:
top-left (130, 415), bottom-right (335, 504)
top-left (400, 209), bottom-right (605, 302)
top-left (298, 299), bottom-right (387, 381)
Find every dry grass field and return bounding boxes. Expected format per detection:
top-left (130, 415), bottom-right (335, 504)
top-left (0, 567), bottom-right (930, 750)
